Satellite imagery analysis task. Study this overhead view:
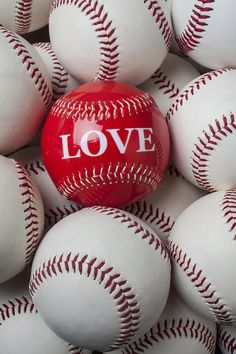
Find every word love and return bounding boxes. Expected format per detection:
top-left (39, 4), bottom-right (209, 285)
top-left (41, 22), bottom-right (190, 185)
top-left (60, 127), bottom-right (156, 159)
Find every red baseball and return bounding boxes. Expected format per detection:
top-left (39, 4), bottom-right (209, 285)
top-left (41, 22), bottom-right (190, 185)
top-left (41, 81), bottom-right (170, 207)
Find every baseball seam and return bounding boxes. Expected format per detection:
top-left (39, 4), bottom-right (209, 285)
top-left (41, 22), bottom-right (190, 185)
top-left (144, 0), bottom-right (172, 48)
top-left (68, 344), bottom-right (84, 354)
top-left (166, 68), bottom-right (232, 121)
top-left (150, 68), bottom-right (180, 99)
top-left (0, 26), bottom-right (52, 110)
top-left (176, 0), bottom-right (215, 54)
top-left (29, 252), bottom-right (141, 351)
top-left (58, 163), bottom-right (161, 204)
top-left (51, 93), bottom-right (154, 120)
top-left (191, 113), bottom-right (236, 192)
top-left (14, 160), bottom-right (40, 265)
top-left (91, 206), bottom-right (169, 259)
top-left (222, 189), bottom-right (236, 241)
top-left (15, 0), bottom-right (33, 34)
top-left (23, 159), bottom-right (82, 228)
top-left (168, 239), bottom-right (235, 325)
top-left (218, 327), bottom-right (236, 354)
top-left (34, 42), bottom-right (69, 100)
top-left (121, 318), bottom-right (216, 354)
top-left (0, 296), bottom-right (37, 323)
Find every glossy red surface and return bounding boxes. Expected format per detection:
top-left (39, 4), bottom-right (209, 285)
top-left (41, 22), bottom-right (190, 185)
top-left (41, 81), bottom-right (170, 207)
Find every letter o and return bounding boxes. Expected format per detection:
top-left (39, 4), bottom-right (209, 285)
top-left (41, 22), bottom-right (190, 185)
top-left (80, 130), bottom-right (108, 157)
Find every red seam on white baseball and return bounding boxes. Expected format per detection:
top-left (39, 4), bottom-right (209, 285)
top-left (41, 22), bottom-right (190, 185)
top-left (191, 113), bottom-right (236, 192)
top-left (0, 296), bottom-right (37, 322)
top-left (15, 0), bottom-right (33, 34)
top-left (0, 26), bottom-right (52, 110)
top-left (222, 190), bottom-right (236, 241)
top-left (218, 326), bottom-right (236, 354)
top-left (14, 161), bottom-right (41, 265)
top-left (175, 0), bottom-right (215, 55)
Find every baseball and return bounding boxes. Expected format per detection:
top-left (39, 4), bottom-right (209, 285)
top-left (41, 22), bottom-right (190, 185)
top-left (0, 25), bottom-right (52, 155)
top-left (49, 0), bottom-right (172, 85)
top-left (41, 81), bottom-right (170, 207)
top-left (10, 146), bottom-right (82, 233)
top-left (172, 0), bottom-right (236, 69)
top-left (218, 324), bottom-right (236, 354)
top-left (0, 0), bottom-right (53, 34)
top-left (167, 68), bottom-right (236, 192)
top-left (0, 270), bottom-right (91, 354)
top-left (125, 165), bottom-right (206, 244)
top-left (108, 288), bottom-right (216, 354)
top-left (139, 53), bottom-right (199, 116)
top-left (29, 207), bottom-right (171, 352)
top-left (33, 42), bottom-right (80, 102)
top-left (0, 156), bottom-right (44, 283)
top-left (168, 188), bottom-right (236, 325)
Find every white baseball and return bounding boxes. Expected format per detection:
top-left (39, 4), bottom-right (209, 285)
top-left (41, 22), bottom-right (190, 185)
top-left (167, 68), bottom-right (236, 192)
top-left (10, 146), bottom-right (82, 233)
top-left (108, 288), bottom-right (216, 354)
top-left (49, 0), bottom-right (172, 85)
top-left (218, 325), bottom-right (236, 354)
top-left (0, 156), bottom-right (44, 283)
top-left (33, 42), bottom-right (80, 101)
top-left (168, 188), bottom-right (236, 325)
top-left (0, 25), bottom-right (52, 155)
top-left (139, 53), bottom-right (199, 116)
top-left (0, 0), bottom-right (53, 34)
top-left (172, 0), bottom-right (236, 69)
top-left (125, 165), bottom-right (206, 244)
top-left (29, 207), bottom-right (171, 352)
top-left (0, 270), bottom-right (91, 354)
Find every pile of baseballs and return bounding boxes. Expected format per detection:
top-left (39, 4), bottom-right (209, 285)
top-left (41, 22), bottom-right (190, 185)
top-left (0, 1), bottom-right (235, 354)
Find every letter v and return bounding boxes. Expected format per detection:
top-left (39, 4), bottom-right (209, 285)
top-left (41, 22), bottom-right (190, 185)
top-left (107, 128), bottom-right (135, 154)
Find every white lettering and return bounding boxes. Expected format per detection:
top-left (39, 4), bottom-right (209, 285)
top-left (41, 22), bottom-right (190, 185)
top-left (60, 134), bottom-right (81, 159)
top-left (107, 128), bottom-right (135, 154)
top-left (136, 128), bottom-right (155, 152)
top-left (80, 130), bottom-right (107, 157)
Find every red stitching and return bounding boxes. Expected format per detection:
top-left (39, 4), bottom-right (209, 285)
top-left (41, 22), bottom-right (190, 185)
top-left (166, 68), bottom-right (232, 121)
top-left (91, 206), bottom-right (169, 259)
top-left (176, 0), bottom-right (215, 54)
top-left (51, 0), bottom-right (120, 81)
top-left (222, 189), bottom-right (236, 241)
top-left (0, 26), bottom-right (52, 110)
top-left (0, 296), bottom-right (37, 322)
top-left (191, 113), bottom-right (236, 192)
top-left (14, 160), bottom-right (40, 265)
top-left (120, 318), bottom-right (216, 354)
top-left (68, 344), bottom-right (84, 354)
top-left (15, 0), bottom-right (33, 34)
top-left (218, 327), bottom-right (236, 354)
top-left (29, 253), bottom-right (141, 350)
top-left (34, 42), bottom-right (70, 100)
top-left (150, 69), bottom-right (180, 99)
top-left (168, 239), bottom-right (235, 325)
top-left (45, 205), bottom-right (82, 229)
top-left (24, 160), bottom-right (46, 176)
top-left (143, 0), bottom-right (172, 48)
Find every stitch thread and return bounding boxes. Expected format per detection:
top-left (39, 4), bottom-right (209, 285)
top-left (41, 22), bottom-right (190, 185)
top-left (168, 239), bottom-right (235, 325)
top-left (150, 69), bottom-right (180, 99)
top-left (51, 93), bottom-right (154, 121)
top-left (34, 42), bottom-right (70, 100)
top-left (91, 206), bottom-right (169, 259)
top-left (222, 189), bottom-right (236, 241)
top-left (68, 344), bottom-right (84, 354)
top-left (0, 296), bottom-right (37, 323)
top-left (191, 113), bottom-right (236, 192)
top-left (58, 163), bottom-right (161, 205)
top-left (218, 327), bottom-right (236, 354)
top-left (29, 252), bottom-right (141, 350)
top-left (143, 0), bottom-right (172, 48)
top-left (14, 160), bottom-right (40, 265)
top-left (0, 26), bottom-right (52, 110)
top-left (176, 0), bottom-right (215, 54)
top-left (15, 0), bottom-right (33, 34)
top-left (166, 68), bottom-right (232, 121)
top-left (120, 318), bottom-right (216, 354)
